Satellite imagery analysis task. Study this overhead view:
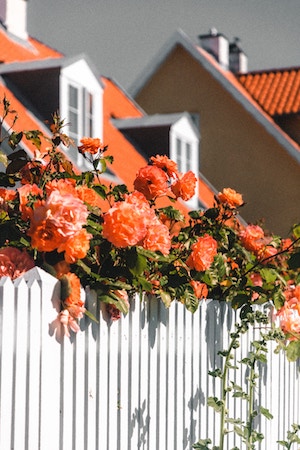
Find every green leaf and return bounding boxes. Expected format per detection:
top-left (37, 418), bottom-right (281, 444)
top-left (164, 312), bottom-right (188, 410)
top-left (260, 268), bottom-right (278, 283)
top-left (183, 290), bottom-right (200, 313)
top-left (286, 340), bottom-right (300, 362)
top-left (277, 440), bottom-right (289, 448)
top-left (240, 303), bottom-right (252, 319)
top-left (99, 293), bottom-right (129, 315)
top-left (204, 208), bottom-right (219, 219)
top-left (260, 406), bottom-right (273, 420)
top-left (192, 438), bottom-right (212, 449)
top-left (0, 150), bottom-right (8, 167)
top-left (225, 417), bottom-right (243, 425)
top-left (84, 308), bottom-right (99, 323)
top-left (273, 289), bottom-right (285, 310)
top-left (92, 184), bottom-right (108, 199)
top-left (232, 391), bottom-right (248, 400)
top-left (133, 276), bottom-right (152, 292)
top-left (0, 172), bottom-right (16, 187)
top-left (234, 425), bottom-right (246, 438)
top-left (207, 396), bottom-right (224, 413)
top-left (159, 290), bottom-right (172, 308)
top-left (231, 293), bottom-right (249, 309)
top-left (292, 224), bottom-right (300, 239)
top-left (288, 252), bottom-right (300, 270)
top-left (127, 248), bottom-right (147, 276)
top-left (24, 130), bottom-right (42, 150)
top-left (214, 254), bottom-right (226, 278)
top-left (8, 131), bottom-right (23, 149)
top-left (159, 205), bottom-right (185, 221)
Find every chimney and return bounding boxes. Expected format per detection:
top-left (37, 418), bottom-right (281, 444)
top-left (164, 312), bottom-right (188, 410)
top-left (1, 0), bottom-right (28, 40)
top-left (229, 38), bottom-right (248, 73)
top-left (198, 28), bottom-right (229, 70)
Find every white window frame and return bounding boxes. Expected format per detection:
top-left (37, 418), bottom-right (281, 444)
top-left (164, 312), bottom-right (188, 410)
top-left (170, 115), bottom-right (200, 209)
top-left (60, 59), bottom-right (103, 169)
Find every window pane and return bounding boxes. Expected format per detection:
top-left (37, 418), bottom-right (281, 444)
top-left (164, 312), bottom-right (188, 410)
top-left (85, 91), bottom-right (93, 136)
top-left (69, 111), bottom-right (78, 134)
top-left (88, 92), bottom-right (93, 115)
top-left (69, 85), bottom-right (78, 108)
top-left (186, 142), bottom-right (192, 172)
top-left (176, 137), bottom-right (183, 172)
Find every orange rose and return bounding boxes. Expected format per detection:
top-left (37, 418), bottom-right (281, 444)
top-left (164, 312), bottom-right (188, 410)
top-left (142, 219), bottom-right (171, 255)
top-left (18, 183), bottom-right (44, 220)
top-left (29, 219), bottom-right (64, 252)
top-left (0, 188), bottom-right (17, 202)
top-left (150, 154), bottom-right (178, 177)
top-left (171, 171), bottom-right (197, 201)
top-left (0, 188), bottom-right (17, 212)
top-left (0, 247), bottom-right (34, 279)
top-left (187, 234), bottom-right (218, 272)
top-left (62, 228), bottom-right (92, 263)
top-left (190, 280), bottom-right (208, 299)
top-left (103, 192), bottom-right (154, 247)
top-left (46, 178), bottom-right (77, 197)
top-left (77, 185), bottom-right (104, 209)
top-left (218, 188), bottom-right (243, 208)
top-left (240, 225), bottom-right (265, 253)
top-left (62, 272), bottom-right (85, 320)
top-left (78, 137), bottom-right (102, 155)
top-left (134, 165), bottom-right (169, 200)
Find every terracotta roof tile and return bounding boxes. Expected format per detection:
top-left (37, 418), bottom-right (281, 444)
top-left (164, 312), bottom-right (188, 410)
top-left (237, 67), bottom-right (300, 116)
top-left (0, 29), bottom-right (62, 63)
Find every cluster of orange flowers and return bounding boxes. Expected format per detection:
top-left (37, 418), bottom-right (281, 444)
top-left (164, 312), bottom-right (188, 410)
top-left (0, 131), bottom-right (299, 347)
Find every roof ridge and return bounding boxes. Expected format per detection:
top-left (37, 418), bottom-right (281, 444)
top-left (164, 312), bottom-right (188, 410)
top-left (238, 65), bottom-right (300, 77)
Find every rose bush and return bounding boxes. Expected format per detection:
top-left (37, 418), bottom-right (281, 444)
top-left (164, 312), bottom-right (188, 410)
top-left (0, 96), bottom-right (300, 359)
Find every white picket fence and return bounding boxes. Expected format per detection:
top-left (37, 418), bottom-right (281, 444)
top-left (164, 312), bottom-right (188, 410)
top-left (0, 267), bottom-right (299, 450)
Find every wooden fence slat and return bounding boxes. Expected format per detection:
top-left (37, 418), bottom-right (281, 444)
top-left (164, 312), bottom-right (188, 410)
top-left (27, 279), bottom-right (42, 450)
top-left (118, 297), bottom-right (130, 449)
top-left (13, 278), bottom-right (29, 449)
top-left (0, 277), bottom-right (15, 450)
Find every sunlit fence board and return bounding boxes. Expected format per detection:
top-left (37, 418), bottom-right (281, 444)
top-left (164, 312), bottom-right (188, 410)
top-left (0, 268), bottom-right (299, 449)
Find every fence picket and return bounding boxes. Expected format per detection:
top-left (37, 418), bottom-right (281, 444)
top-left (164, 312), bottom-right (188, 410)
top-left (0, 268), bottom-right (300, 450)
top-left (0, 277), bottom-right (15, 450)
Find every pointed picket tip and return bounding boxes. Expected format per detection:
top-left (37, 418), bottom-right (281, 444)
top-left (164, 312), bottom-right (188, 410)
top-left (21, 266), bottom-right (59, 288)
top-left (0, 276), bottom-right (14, 288)
top-left (13, 275), bottom-right (28, 289)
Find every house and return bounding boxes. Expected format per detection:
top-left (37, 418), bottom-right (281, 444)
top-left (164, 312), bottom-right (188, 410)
top-left (130, 29), bottom-right (300, 235)
top-left (0, 0), bottom-right (216, 212)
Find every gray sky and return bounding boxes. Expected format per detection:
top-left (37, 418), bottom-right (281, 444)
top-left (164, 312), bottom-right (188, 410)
top-left (27, 0), bottom-right (300, 90)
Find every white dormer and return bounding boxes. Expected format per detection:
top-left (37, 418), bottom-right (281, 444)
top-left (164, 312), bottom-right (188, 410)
top-left (60, 58), bottom-right (103, 169)
top-left (1, 0), bottom-right (28, 40)
top-left (169, 113), bottom-right (200, 209)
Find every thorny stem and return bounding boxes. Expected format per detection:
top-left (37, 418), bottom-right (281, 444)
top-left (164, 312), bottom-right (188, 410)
top-left (247, 355), bottom-right (256, 450)
top-left (219, 325), bottom-right (243, 450)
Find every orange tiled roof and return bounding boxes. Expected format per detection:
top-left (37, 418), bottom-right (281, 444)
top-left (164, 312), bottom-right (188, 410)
top-left (0, 29), bottom-right (63, 63)
top-left (0, 79), bottom-right (51, 154)
top-left (102, 76), bottom-right (147, 190)
top-left (237, 68), bottom-right (300, 117)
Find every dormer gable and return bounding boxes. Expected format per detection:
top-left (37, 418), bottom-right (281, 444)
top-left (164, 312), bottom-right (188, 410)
top-left (0, 55), bottom-right (104, 171)
top-left (112, 111), bottom-right (200, 209)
